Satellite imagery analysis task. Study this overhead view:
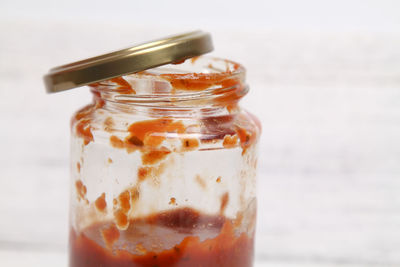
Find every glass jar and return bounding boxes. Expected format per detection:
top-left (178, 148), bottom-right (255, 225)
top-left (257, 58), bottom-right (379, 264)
top-left (69, 57), bottom-right (261, 267)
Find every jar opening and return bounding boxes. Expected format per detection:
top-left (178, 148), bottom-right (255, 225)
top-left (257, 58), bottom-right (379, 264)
top-left (89, 57), bottom-right (247, 107)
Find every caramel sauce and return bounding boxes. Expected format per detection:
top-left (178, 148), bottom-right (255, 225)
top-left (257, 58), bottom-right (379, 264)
top-left (171, 59), bottom-right (186, 65)
top-left (100, 223), bottom-right (120, 249)
top-left (110, 135), bottom-right (125, 149)
top-left (219, 192), bottom-right (229, 215)
top-left (200, 115), bottom-right (236, 141)
top-left (129, 186), bottom-right (140, 203)
top-left (72, 104), bottom-right (97, 146)
top-left (114, 209), bottom-right (129, 230)
top-left (160, 72), bottom-right (240, 92)
top-left (112, 185), bottom-right (142, 230)
top-left (70, 208), bottom-right (254, 267)
top-left (161, 73), bottom-right (221, 91)
top-left (235, 126), bottom-right (253, 155)
top-left (141, 150), bottom-right (171, 165)
top-left (73, 104), bottom-right (95, 123)
top-left (222, 134), bottom-right (238, 148)
top-left (112, 189), bottom-right (136, 230)
top-left (137, 167), bottom-right (151, 182)
top-left (75, 72), bottom-right (257, 155)
top-left (195, 175), bottom-right (206, 190)
top-left (104, 117), bottom-right (114, 132)
top-left (126, 135), bottom-right (144, 147)
top-left (109, 119), bottom-right (188, 154)
top-left (135, 243), bottom-right (147, 254)
top-left (93, 91), bottom-right (105, 109)
top-left (76, 162), bottom-right (81, 173)
top-left (190, 56), bottom-right (200, 64)
top-left (212, 79), bottom-right (246, 106)
top-left (168, 197), bottom-right (177, 205)
top-left (143, 135), bottom-right (165, 147)
top-left (109, 77), bottom-right (136, 94)
top-left (108, 115), bottom-right (257, 156)
top-left (181, 138), bottom-right (199, 151)
top-left (128, 119), bottom-right (185, 146)
top-left (118, 190), bottom-right (131, 213)
top-left (137, 164), bottom-right (166, 186)
top-left (95, 193), bottom-right (107, 212)
top-left (75, 180), bottom-right (87, 202)
top-left (76, 119), bottom-right (93, 145)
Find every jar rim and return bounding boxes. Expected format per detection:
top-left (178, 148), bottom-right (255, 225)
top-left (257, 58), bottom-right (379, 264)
top-left (89, 57), bottom-right (247, 107)
top-left (90, 56), bottom-right (245, 93)
top-left (138, 56), bottom-right (245, 79)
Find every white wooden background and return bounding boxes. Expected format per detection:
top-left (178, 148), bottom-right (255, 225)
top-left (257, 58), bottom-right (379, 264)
top-left (1, 1), bottom-right (400, 265)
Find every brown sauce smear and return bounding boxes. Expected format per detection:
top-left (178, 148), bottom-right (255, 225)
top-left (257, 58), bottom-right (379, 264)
top-left (70, 208), bottom-right (254, 267)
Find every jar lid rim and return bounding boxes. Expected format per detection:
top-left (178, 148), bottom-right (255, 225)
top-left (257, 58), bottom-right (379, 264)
top-left (43, 31), bottom-right (213, 94)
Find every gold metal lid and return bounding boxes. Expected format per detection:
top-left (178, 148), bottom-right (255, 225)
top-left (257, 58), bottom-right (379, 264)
top-left (44, 31), bottom-right (213, 93)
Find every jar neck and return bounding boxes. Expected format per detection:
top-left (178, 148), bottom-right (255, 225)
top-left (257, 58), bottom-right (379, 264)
top-left (89, 58), bottom-right (248, 117)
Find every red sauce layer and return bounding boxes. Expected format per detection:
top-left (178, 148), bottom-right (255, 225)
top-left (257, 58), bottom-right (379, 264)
top-left (70, 208), bottom-right (254, 267)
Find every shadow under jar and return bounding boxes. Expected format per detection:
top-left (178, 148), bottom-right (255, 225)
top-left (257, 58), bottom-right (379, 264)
top-left (69, 57), bottom-right (261, 267)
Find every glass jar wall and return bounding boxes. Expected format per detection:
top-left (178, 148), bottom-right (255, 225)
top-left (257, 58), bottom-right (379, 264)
top-left (69, 57), bottom-right (261, 267)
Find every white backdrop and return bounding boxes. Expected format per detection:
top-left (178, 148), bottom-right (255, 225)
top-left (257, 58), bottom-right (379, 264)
top-left (0, 1), bottom-right (400, 266)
